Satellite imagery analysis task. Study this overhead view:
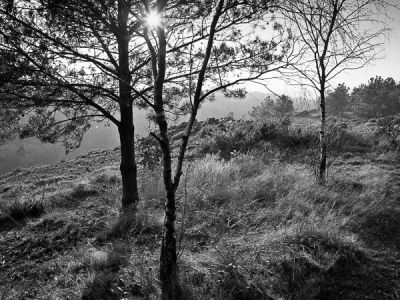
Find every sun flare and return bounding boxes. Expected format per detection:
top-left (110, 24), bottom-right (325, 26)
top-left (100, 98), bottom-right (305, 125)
top-left (145, 11), bottom-right (161, 27)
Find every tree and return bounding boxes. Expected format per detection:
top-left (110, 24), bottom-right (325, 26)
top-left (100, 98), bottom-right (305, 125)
top-left (1, 1), bottom-right (293, 298)
top-left (352, 76), bottom-right (400, 118)
top-left (275, 94), bottom-right (294, 117)
top-left (326, 83), bottom-right (350, 115)
top-left (280, 0), bottom-right (391, 183)
top-left (249, 96), bottom-right (276, 122)
top-left (139, 0), bottom-right (293, 298)
top-left (0, 0), bottom-right (158, 215)
top-left (249, 94), bottom-right (294, 122)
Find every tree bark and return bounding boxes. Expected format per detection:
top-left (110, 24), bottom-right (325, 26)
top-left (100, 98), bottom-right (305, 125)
top-left (319, 90), bottom-right (327, 184)
top-left (160, 187), bottom-right (178, 300)
top-left (117, 0), bottom-right (139, 214)
top-left (118, 114), bottom-right (139, 213)
top-left (156, 101), bottom-right (178, 300)
top-left (146, 13), bottom-right (179, 298)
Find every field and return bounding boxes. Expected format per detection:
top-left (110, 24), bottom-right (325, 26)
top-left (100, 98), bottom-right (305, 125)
top-left (0, 115), bottom-right (400, 300)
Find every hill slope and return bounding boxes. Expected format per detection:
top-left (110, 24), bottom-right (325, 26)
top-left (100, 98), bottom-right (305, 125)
top-left (1, 118), bottom-right (400, 299)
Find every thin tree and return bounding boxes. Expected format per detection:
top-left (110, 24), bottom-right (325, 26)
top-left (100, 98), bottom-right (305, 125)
top-left (279, 0), bottom-right (392, 183)
top-left (137, 0), bottom-right (294, 298)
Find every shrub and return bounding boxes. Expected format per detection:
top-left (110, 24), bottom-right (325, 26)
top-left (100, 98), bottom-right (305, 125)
top-left (249, 94), bottom-right (294, 123)
top-left (197, 119), bottom-right (319, 159)
top-left (376, 115), bottom-right (400, 147)
top-left (197, 120), bottom-right (260, 159)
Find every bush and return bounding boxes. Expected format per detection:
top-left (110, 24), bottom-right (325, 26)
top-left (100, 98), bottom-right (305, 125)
top-left (197, 121), bottom-right (260, 159)
top-left (376, 115), bottom-right (400, 147)
top-left (197, 119), bottom-right (319, 159)
top-left (249, 94), bottom-right (294, 123)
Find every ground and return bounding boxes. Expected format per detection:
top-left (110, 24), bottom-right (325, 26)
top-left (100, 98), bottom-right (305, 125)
top-left (0, 116), bottom-right (400, 299)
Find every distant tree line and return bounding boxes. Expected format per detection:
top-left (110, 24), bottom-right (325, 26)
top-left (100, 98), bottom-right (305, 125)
top-left (326, 76), bottom-right (400, 119)
top-left (249, 94), bottom-right (294, 123)
top-left (249, 76), bottom-right (400, 121)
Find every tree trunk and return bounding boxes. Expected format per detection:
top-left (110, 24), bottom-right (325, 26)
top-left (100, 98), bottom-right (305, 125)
top-left (117, 0), bottom-right (138, 214)
top-left (319, 91), bottom-right (327, 184)
top-left (160, 188), bottom-right (178, 300)
top-left (146, 14), bottom-right (179, 298)
top-left (118, 115), bottom-right (139, 213)
top-left (155, 108), bottom-right (178, 299)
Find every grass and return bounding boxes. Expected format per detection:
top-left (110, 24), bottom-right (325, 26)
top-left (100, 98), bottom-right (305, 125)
top-left (171, 154), bottom-right (400, 299)
top-left (1, 118), bottom-right (400, 299)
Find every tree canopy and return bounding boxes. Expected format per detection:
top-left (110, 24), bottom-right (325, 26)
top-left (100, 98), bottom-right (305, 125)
top-left (326, 83), bottom-right (350, 115)
top-left (352, 76), bottom-right (400, 118)
top-left (249, 94), bottom-right (294, 122)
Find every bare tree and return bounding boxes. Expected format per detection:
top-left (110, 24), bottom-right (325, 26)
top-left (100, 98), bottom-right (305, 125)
top-left (279, 0), bottom-right (393, 183)
top-left (137, 0), bottom-right (294, 298)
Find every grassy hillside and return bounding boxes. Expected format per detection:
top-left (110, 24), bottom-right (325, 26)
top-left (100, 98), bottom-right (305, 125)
top-left (0, 116), bottom-right (400, 299)
top-left (0, 92), bottom-right (268, 176)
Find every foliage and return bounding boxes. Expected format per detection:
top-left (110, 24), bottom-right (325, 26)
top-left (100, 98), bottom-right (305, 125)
top-left (275, 94), bottom-right (295, 117)
top-left (326, 83), bottom-right (350, 115)
top-left (197, 121), bottom-right (259, 159)
top-left (352, 76), bottom-right (400, 118)
top-left (249, 94), bottom-right (294, 123)
top-left (136, 135), bottom-right (162, 171)
top-left (0, 102), bottom-right (20, 144)
top-left (197, 119), bottom-right (319, 159)
top-left (376, 115), bottom-right (400, 147)
top-left (0, 1), bottom-right (116, 151)
top-left (0, 50), bottom-right (33, 143)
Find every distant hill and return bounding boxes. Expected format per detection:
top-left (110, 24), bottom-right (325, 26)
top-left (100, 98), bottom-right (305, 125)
top-left (0, 92), bottom-right (273, 175)
top-left (0, 90), bottom-right (324, 175)
top-left (197, 92), bottom-right (268, 120)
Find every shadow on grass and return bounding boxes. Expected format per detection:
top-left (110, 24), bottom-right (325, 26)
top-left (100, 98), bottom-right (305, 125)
top-left (355, 208), bottom-right (400, 250)
top-left (82, 212), bottom-right (163, 300)
top-left (0, 183), bottom-right (98, 232)
top-left (81, 242), bottom-right (129, 300)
